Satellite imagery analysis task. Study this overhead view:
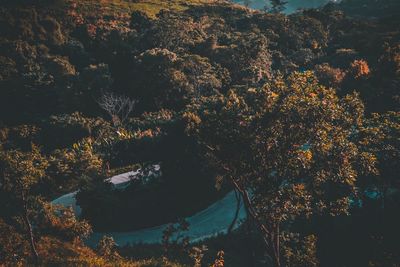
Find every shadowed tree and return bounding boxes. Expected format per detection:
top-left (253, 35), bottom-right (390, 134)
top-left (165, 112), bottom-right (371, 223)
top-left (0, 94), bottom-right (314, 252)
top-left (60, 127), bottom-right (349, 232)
top-left (98, 92), bottom-right (136, 127)
top-left (0, 145), bottom-right (48, 264)
top-left (184, 71), bottom-right (376, 266)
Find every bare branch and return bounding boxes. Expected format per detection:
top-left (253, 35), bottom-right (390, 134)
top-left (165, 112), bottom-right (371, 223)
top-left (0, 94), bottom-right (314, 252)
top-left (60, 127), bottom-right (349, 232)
top-left (98, 92), bottom-right (136, 126)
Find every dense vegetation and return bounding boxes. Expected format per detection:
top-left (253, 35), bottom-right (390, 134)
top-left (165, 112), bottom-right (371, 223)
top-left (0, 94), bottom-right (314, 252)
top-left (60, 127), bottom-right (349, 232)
top-left (0, 0), bottom-right (399, 266)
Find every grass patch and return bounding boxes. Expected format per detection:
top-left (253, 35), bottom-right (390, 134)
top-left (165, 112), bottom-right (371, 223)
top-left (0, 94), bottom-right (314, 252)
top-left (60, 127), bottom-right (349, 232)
top-left (72, 0), bottom-right (220, 18)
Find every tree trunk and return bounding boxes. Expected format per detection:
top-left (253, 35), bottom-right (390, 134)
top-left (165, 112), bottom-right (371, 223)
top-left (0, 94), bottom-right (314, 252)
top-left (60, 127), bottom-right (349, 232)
top-left (22, 193), bottom-right (39, 264)
top-left (228, 176), bottom-right (281, 266)
top-left (270, 224), bottom-right (281, 267)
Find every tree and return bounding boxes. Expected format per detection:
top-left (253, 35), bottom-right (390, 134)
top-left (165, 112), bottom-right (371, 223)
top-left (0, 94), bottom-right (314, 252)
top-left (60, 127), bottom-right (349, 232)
top-left (358, 111), bottom-right (400, 206)
top-left (124, 48), bottom-right (230, 112)
top-left (0, 145), bottom-right (48, 263)
top-left (96, 236), bottom-right (121, 260)
top-left (35, 200), bottom-right (92, 242)
top-left (98, 92), bottom-right (136, 127)
top-left (212, 33), bottom-right (272, 85)
top-left (0, 219), bottom-right (30, 265)
top-left (314, 63), bottom-right (346, 88)
top-left (46, 137), bottom-right (104, 194)
top-left (349, 59), bottom-right (370, 79)
top-left (184, 71), bottom-right (376, 266)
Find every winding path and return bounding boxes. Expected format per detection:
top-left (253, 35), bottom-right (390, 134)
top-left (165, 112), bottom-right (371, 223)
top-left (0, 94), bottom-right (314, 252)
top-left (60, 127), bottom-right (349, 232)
top-left (52, 168), bottom-right (247, 246)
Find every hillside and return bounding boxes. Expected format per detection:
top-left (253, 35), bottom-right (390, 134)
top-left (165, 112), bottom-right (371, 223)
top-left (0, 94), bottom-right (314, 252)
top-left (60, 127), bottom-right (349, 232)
top-left (0, 0), bottom-right (399, 266)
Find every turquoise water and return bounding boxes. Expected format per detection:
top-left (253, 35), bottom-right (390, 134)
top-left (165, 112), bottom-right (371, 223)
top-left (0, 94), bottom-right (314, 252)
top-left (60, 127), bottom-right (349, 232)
top-left (53, 169), bottom-right (247, 246)
top-left (233, 0), bottom-right (337, 14)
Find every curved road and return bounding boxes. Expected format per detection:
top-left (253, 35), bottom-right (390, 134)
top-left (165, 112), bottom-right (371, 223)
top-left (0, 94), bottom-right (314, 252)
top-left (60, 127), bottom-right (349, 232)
top-left (52, 168), bottom-right (247, 246)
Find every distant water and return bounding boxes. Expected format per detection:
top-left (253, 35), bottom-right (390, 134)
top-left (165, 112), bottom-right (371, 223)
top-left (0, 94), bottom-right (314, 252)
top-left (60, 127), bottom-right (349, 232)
top-left (233, 0), bottom-right (339, 14)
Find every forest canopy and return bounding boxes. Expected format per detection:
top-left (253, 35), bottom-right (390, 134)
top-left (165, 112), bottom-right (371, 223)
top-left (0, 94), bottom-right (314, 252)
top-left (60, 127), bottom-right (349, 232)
top-left (0, 0), bottom-right (399, 266)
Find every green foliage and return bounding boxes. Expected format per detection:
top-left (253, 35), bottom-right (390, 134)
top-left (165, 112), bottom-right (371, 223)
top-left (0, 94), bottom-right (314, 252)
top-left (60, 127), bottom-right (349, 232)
top-left (211, 32), bottom-right (272, 84)
top-left (0, 0), bottom-right (399, 265)
top-left (35, 200), bottom-right (92, 241)
top-left (281, 233), bottom-right (318, 267)
top-left (358, 112), bottom-right (400, 195)
top-left (0, 144), bottom-right (48, 199)
top-left (97, 236), bottom-right (122, 260)
top-left (0, 218), bottom-right (30, 265)
top-left (130, 49), bottom-right (230, 110)
top-left (45, 138), bottom-right (104, 194)
top-left (184, 71), bottom-right (376, 265)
